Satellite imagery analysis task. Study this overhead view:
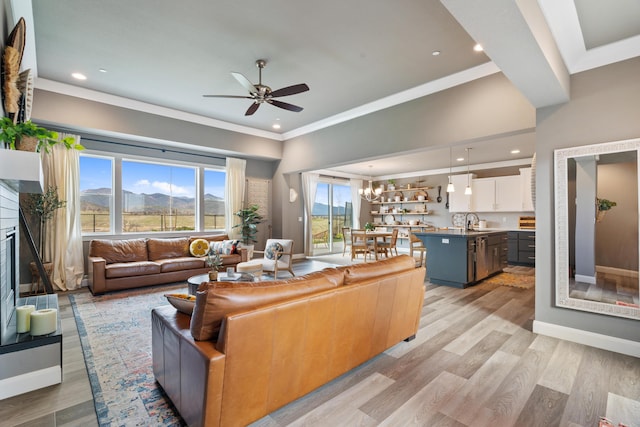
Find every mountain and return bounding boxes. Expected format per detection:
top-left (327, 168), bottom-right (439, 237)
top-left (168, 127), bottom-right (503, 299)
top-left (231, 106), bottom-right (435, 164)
top-left (80, 189), bottom-right (225, 214)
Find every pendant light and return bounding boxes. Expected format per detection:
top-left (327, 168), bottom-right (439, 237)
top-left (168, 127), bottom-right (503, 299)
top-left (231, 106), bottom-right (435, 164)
top-left (358, 165), bottom-right (382, 202)
top-left (446, 146), bottom-right (455, 193)
top-left (464, 148), bottom-right (472, 195)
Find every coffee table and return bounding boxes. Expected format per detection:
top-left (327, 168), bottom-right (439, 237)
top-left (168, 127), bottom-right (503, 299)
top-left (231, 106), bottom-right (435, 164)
top-left (187, 272), bottom-right (257, 295)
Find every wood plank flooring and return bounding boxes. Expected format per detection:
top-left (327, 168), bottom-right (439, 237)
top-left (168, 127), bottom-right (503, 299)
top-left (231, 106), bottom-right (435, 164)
top-left (1, 259), bottom-right (638, 427)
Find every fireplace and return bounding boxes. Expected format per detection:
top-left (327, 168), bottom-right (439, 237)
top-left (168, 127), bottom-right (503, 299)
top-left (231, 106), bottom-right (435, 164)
top-left (0, 209), bottom-right (18, 347)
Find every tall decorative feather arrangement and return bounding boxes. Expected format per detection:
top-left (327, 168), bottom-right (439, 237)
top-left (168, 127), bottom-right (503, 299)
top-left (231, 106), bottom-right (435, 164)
top-left (3, 45), bottom-right (21, 115)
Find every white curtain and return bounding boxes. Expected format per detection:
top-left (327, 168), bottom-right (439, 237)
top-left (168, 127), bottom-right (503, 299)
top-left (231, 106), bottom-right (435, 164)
top-left (301, 172), bottom-right (319, 255)
top-left (224, 157), bottom-right (246, 238)
top-left (350, 179), bottom-right (363, 229)
top-left (41, 134), bottom-right (84, 291)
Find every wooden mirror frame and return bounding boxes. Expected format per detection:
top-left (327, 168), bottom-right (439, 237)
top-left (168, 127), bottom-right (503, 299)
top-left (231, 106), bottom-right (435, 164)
top-left (554, 137), bottom-right (640, 320)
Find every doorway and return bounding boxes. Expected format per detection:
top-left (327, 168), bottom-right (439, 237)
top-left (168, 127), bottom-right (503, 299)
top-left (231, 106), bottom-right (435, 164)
top-left (311, 180), bottom-right (352, 255)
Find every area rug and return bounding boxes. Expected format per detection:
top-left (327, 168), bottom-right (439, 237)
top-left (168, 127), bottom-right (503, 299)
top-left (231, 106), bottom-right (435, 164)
top-left (503, 265), bottom-right (535, 276)
top-left (69, 284), bottom-right (188, 426)
top-left (483, 272), bottom-right (535, 289)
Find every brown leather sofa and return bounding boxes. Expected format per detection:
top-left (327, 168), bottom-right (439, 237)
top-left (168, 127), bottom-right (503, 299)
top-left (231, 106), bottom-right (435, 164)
top-left (151, 255), bottom-right (425, 427)
top-left (88, 235), bottom-right (247, 294)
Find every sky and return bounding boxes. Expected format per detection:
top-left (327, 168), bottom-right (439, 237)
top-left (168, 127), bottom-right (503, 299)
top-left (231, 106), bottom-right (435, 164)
top-left (315, 182), bottom-right (352, 207)
top-left (79, 156), bottom-right (225, 197)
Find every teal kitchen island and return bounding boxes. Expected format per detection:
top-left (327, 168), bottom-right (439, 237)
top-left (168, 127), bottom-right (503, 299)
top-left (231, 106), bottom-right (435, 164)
top-left (415, 230), bottom-right (508, 288)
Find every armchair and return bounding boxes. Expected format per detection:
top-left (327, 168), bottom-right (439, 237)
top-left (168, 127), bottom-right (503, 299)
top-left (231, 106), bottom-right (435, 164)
top-left (240, 239), bottom-right (295, 278)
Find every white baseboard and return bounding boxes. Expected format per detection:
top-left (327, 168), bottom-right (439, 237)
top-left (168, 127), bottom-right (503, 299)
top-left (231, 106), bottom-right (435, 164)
top-left (533, 320), bottom-right (640, 358)
top-left (596, 265), bottom-right (639, 278)
top-left (0, 366), bottom-right (61, 400)
top-left (574, 274), bottom-right (596, 284)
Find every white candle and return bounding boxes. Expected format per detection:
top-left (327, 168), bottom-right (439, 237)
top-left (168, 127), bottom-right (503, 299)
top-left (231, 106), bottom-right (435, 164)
top-left (15, 305), bottom-right (35, 333)
top-left (30, 308), bottom-right (58, 336)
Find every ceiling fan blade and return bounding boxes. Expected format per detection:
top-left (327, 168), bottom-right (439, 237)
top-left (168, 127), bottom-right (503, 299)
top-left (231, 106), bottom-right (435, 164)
top-left (202, 95), bottom-right (253, 99)
top-left (270, 83), bottom-right (310, 98)
top-left (231, 72), bottom-right (257, 94)
top-left (269, 99), bottom-right (303, 113)
top-left (245, 102), bottom-right (260, 116)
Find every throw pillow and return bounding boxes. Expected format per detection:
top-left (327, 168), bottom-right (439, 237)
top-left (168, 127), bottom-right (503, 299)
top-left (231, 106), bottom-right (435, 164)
top-left (165, 293), bottom-right (196, 315)
top-left (265, 242), bottom-right (284, 260)
top-left (189, 238), bottom-right (210, 257)
top-left (211, 239), bottom-right (240, 255)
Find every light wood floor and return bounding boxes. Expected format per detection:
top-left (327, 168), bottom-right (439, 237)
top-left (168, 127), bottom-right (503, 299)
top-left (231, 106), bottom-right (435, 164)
top-left (570, 271), bottom-right (639, 307)
top-left (1, 259), bottom-right (639, 427)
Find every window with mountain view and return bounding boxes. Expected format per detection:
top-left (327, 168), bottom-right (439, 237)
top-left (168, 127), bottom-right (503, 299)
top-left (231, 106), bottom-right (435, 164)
top-left (80, 155), bottom-right (114, 233)
top-left (122, 160), bottom-right (196, 233)
top-left (204, 168), bottom-right (225, 231)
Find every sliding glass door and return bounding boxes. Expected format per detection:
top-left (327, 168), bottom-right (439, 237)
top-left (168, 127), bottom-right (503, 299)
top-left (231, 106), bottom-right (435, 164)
top-left (311, 179), bottom-right (352, 255)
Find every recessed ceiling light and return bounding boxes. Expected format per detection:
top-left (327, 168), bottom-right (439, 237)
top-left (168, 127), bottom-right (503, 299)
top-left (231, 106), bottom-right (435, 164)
top-left (473, 43), bottom-right (483, 52)
top-left (511, 149), bottom-right (520, 154)
top-left (272, 123), bottom-right (281, 130)
top-left (71, 72), bottom-right (87, 80)
top-left (432, 50), bottom-right (441, 56)
top-left (457, 157), bottom-right (465, 162)
top-left (98, 68), bottom-right (107, 73)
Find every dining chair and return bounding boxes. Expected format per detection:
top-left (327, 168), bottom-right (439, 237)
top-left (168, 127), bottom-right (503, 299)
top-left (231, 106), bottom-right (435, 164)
top-left (377, 228), bottom-right (399, 258)
top-left (409, 232), bottom-right (427, 267)
top-left (342, 227), bottom-right (352, 256)
top-left (351, 229), bottom-right (372, 261)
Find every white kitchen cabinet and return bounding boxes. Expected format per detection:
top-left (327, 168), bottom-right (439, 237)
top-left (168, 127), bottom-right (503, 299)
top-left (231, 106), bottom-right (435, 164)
top-left (471, 178), bottom-right (495, 211)
top-left (520, 167), bottom-right (534, 211)
top-left (469, 175), bottom-right (522, 212)
top-left (448, 174), bottom-right (474, 212)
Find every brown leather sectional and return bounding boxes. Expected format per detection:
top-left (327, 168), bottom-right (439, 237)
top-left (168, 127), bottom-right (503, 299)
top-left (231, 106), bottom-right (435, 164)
top-left (151, 255), bottom-right (426, 427)
top-left (87, 235), bottom-right (247, 294)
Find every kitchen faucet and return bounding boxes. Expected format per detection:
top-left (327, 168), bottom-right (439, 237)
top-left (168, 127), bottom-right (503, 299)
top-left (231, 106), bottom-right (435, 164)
top-left (465, 212), bottom-right (477, 231)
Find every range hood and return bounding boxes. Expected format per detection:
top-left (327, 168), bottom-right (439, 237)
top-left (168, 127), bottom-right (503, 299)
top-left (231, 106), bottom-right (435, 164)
top-left (0, 150), bottom-right (43, 193)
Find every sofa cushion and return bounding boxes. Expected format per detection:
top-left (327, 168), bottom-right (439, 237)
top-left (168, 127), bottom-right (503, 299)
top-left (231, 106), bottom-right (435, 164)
top-left (89, 238), bottom-right (148, 264)
top-left (190, 272), bottom-right (340, 341)
top-left (105, 261), bottom-right (161, 278)
top-left (147, 237), bottom-right (190, 260)
top-left (343, 254), bottom-right (416, 285)
top-left (189, 238), bottom-right (210, 257)
top-left (156, 257), bottom-right (206, 273)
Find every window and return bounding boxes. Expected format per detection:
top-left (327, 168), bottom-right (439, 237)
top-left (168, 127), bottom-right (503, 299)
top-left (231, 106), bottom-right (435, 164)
top-left (79, 155), bottom-right (113, 234)
top-left (121, 160), bottom-right (196, 233)
top-left (204, 168), bottom-right (226, 231)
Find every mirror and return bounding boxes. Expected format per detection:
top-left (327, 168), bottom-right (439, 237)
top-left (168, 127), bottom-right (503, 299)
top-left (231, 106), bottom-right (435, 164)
top-left (555, 138), bottom-right (640, 320)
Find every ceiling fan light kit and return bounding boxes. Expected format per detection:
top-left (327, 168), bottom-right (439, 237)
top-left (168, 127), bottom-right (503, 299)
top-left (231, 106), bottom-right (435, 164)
top-left (204, 59), bottom-right (309, 116)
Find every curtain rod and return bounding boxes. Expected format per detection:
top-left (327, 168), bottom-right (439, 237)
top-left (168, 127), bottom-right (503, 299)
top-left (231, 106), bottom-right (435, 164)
top-left (79, 136), bottom-right (228, 161)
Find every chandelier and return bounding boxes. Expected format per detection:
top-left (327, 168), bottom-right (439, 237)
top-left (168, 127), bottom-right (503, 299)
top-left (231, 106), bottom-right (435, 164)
top-left (359, 179), bottom-right (382, 202)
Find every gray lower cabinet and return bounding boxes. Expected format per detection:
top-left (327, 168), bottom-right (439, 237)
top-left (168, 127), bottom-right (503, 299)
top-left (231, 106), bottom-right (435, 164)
top-left (507, 231), bottom-right (535, 266)
top-left (415, 230), bottom-right (508, 288)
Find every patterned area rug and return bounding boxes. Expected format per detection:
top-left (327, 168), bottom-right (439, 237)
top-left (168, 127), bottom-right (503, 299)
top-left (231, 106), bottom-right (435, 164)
top-left (69, 284), bottom-right (188, 426)
top-left (483, 271), bottom-right (535, 289)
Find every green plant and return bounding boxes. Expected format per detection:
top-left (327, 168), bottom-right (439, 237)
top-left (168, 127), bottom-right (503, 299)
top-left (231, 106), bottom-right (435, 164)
top-left (364, 222), bottom-right (375, 231)
top-left (597, 198), bottom-right (617, 211)
top-left (205, 252), bottom-right (223, 270)
top-left (387, 179), bottom-right (396, 185)
top-left (24, 186), bottom-right (66, 258)
top-left (233, 204), bottom-right (263, 244)
top-left (0, 117), bottom-right (84, 152)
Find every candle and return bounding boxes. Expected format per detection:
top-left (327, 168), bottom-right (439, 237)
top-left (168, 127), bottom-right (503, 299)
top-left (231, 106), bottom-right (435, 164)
top-left (15, 305), bottom-right (35, 333)
top-left (30, 308), bottom-right (58, 336)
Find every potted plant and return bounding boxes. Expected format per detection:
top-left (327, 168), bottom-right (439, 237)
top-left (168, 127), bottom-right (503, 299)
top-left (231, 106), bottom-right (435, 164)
top-left (596, 198), bottom-right (617, 222)
top-left (0, 117), bottom-right (84, 152)
top-left (387, 179), bottom-right (396, 191)
top-left (233, 204), bottom-right (263, 258)
top-left (24, 186), bottom-right (66, 260)
top-left (364, 222), bottom-right (375, 231)
top-left (205, 252), bottom-right (223, 280)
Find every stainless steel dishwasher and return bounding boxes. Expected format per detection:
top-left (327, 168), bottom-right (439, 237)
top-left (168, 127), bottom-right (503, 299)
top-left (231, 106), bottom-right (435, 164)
top-left (474, 236), bottom-right (489, 281)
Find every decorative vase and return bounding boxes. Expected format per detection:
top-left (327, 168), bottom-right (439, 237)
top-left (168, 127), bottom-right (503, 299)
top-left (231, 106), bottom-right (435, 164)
top-left (208, 270), bottom-right (218, 281)
top-left (596, 210), bottom-right (607, 223)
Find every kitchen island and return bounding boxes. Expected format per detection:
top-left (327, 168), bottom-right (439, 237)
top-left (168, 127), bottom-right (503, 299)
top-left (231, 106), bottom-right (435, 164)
top-left (415, 229), bottom-right (508, 288)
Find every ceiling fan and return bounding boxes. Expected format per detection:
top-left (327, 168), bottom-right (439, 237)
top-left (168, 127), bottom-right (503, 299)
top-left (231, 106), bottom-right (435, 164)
top-left (203, 59), bottom-right (309, 116)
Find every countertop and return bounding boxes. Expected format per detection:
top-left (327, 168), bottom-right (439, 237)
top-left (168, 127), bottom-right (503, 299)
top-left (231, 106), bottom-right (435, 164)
top-left (414, 229), bottom-right (511, 238)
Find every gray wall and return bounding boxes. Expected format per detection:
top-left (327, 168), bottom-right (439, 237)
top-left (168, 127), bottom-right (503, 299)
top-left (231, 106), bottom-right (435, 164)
top-left (536, 57), bottom-right (640, 342)
top-left (274, 73), bottom-right (536, 243)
